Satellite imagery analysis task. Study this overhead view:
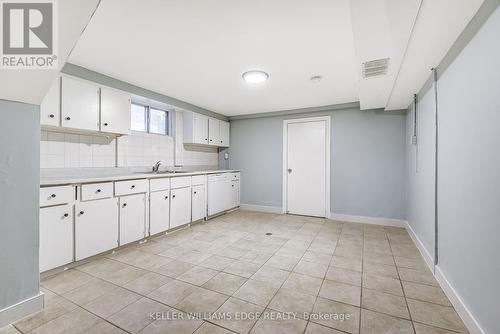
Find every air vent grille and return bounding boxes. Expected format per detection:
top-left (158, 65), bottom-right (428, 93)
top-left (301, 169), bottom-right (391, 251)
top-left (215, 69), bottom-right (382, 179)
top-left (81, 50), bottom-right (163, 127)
top-left (362, 58), bottom-right (389, 78)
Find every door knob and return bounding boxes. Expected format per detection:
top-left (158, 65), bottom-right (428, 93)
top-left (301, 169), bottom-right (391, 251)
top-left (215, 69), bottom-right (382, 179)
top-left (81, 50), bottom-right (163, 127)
top-left (287, 168), bottom-right (292, 174)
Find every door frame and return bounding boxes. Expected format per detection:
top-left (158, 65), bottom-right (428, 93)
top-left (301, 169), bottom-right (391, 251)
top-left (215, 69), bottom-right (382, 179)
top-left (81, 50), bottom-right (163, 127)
top-left (282, 116), bottom-right (331, 217)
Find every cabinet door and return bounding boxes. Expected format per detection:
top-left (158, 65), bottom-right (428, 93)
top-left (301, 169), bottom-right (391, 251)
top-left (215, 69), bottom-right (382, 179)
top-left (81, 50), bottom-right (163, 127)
top-left (119, 194), bottom-right (146, 245)
top-left (192, 184), bottom-right (206, 222)
top-left (194, 114), bottom-right (209, 144)
top-left (208, 118), bottom-right (220, 146)
top-left (40, 77), bottom-right (60, 127)
top-left (220, 121), bottom-right (230, 147)
top-left (39, 205), bottom-right (73, 272)
top-left (230, 180), bottom-right (240, 208)
top-left (100, 87), bottom-right (131, 135)
top-left (61, 76), bottom-right (99, 131)
top-left (150, 190), bottom-right (170, 235)
top-left (170, 187), bottom-right (191, 229)
top-left (75, 198), bottom-right (118, 261)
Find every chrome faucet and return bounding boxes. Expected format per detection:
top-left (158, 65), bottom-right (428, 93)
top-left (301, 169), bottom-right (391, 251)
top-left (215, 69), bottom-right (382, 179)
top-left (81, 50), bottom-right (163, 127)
top-left (152, 161), bottom-right (162, 173)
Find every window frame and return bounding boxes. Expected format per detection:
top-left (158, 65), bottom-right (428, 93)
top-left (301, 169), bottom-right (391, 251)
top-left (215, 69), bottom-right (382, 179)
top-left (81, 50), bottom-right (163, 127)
top-left (130, 102), bottom-right (170, 136)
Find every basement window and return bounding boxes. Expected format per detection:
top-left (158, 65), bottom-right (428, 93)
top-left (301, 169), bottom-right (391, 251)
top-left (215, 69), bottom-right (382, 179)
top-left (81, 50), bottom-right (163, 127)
top-left (131, 102), bottom-right (170, 135)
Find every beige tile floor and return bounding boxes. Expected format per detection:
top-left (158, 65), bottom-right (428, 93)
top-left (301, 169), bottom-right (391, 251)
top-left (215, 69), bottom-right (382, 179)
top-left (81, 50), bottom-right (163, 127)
top-left (1, 210), bottom-right (469, 334)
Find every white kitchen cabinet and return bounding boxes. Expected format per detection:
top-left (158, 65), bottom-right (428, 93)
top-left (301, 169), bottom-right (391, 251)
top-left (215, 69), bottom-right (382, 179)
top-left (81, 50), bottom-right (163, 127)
top-left (208, 174), bottom-right (231, 216)
top-left (208, 118), bottom-right (220, 146)
top-left (230, 180), bottom-right (240, 209)
top-left (61, 76), bottom-right (100, 131)
top-left (220, 121), bottom-right (230, 147)
top-left (119, 194), bottom-right (146, 245)
top-left (183, 111), bottom-right (209, 145)
top-left (75, 198), bottom-right (118, 261)
top-left (100, 87), bottom-right (131, 135)
top-left (39, 205), bottom-right (73, 272)
top-left (170, 187), bottom-right (191, 228)
top-left (149, 190), bottom-right (170, 235)
top-left (192, 184), bottom-right (206, 222)
top-left (40, 77), bottom-right (60, 127)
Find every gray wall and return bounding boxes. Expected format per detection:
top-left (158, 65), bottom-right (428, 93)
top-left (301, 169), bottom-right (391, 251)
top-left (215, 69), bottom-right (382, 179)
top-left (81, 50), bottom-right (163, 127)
top-left (0, 100), bottom-right (40, 310)
top-left (228, 108), bottom-right (407, 219)
top-left (436, 6), bottom-right (499, 333)
top-left (405, 5), bottom-right (499, 333)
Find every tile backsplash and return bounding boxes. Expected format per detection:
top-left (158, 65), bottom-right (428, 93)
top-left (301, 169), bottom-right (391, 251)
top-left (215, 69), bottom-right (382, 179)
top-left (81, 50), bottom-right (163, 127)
top-left (41, 111), bottom-right (219, 169)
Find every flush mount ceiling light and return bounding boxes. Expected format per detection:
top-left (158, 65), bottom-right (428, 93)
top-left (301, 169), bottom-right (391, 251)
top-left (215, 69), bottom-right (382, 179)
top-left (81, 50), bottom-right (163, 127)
top-left (242, 70), bottom-right (269, 84)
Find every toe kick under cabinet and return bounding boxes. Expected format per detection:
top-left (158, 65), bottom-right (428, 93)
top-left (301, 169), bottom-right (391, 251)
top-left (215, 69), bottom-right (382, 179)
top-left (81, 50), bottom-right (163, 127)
top-left (39, 171), bottom-right (239, 273)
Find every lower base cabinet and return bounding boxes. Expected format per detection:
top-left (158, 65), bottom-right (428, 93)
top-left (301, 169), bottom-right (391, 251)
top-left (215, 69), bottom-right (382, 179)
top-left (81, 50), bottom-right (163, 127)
top-left (170, 187), bottom-right (191, 229)
top-left (39, 205), bottom-right (73, 272)
top-left (230, 180), bottom-right (240, 208)
top-left (149, 190), bottom-right (170, 235)
top-left (75, 198), bottom-right (118, 261)
top-left (119, 194), bottom-right (146, 245)
top-left (192, 184), bottom-right (206, 222)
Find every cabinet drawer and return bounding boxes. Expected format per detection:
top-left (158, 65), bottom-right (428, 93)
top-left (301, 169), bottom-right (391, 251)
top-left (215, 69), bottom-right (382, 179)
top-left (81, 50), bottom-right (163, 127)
top-left (40, 186), bottom-right (74, 207)
top-left (115, 179), bottom-right (148, 196)
top-left (81, 182), bottom-right (113, 201)
top-left (171, 176), bottom-right (191, 189)
top-left (230, 172), bottom-right (240, 180)
top-left (191, 175), bottom-right (207, 186)
top-left (150, 178), bottom-right (170, 192)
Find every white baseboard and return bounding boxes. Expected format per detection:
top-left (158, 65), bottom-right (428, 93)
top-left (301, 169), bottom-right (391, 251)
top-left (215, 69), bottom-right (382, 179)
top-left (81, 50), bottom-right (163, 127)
top-left (0, 292), bottom-right (44, 327)
top-left (404, 221), bottom-right (484, 334)
top-left (435, 267), bottom-right (485, 334)
top-left (329, 213), bottom-right (407, 228)
top-left (404, 222), bottom-right (435, 272)
top-left (239, 203), bottom-right (283, 214)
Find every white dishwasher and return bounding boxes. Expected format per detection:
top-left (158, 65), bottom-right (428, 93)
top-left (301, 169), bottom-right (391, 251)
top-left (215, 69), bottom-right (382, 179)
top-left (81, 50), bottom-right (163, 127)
top-left (208, 173), bottom-right (231, 216)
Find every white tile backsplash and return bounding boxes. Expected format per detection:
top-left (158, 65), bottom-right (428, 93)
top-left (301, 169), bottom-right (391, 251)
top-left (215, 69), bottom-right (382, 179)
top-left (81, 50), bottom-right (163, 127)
top-left (41, 111), bottom-right (219, 169)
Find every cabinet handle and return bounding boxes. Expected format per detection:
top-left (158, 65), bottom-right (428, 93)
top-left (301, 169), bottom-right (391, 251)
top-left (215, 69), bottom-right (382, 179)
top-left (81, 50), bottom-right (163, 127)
top-left (49, 114), bottom-right (54, 118)
top-left (193, 191), bottom-right (197, 194)
top-left (96, 189), bottom-right (101, 193)
top-left (122, 203), bottom-right (127, 207)
top-left (220, 140), bottom-right (223, 143)
top-left (172, 195), bottom-right (176, 198)
top-left (103, 123), bottom-right (108, 126)
top-left (205, 138), bottom-right (208, 141)
top-left (51, 194), bottom-right (56, 198)
top-left (63, 213), bottom-right (69, 217)
top-left (65, 116), bottom-right (71, 121)
top-left (164, 196), bottom-right (168, 200)
top-left (209, 139), bottom-right (212, 142)
top-left (232, 185), bottom-right (234, 187)
top-left (79, 211), bottom-right (84, 215)
top-left (131, 185), bottom-right (135, 189)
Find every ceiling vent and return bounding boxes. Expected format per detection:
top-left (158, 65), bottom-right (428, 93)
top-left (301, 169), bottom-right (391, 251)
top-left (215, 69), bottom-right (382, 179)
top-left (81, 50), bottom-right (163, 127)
top-left (362, 58), bottom-right (389, 78)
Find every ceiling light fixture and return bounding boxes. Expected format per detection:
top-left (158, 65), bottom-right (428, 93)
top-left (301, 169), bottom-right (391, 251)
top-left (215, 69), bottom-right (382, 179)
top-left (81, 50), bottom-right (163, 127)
top-left (242, 70), bottom-right (269, 84)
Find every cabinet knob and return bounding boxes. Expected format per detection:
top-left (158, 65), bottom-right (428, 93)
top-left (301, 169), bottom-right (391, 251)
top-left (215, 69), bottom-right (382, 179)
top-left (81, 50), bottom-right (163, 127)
top-left (131, 185), bottom-right (135, 189)
top-left (193, 191), bottom-right (197, 194)
top-left (103, 122), bottom-right (108, 126)
top-left (63, 213), bottom-right (69, 217)
top-left (49, 114), bottom-right (54, 118)
top-left (164, 196), bottom-right (168, 200)
top-left (51, 194), bottom-right (56, 198)
top-left (210, 139), bottom-right (212, 142)
top-left (65, 116), bottom-right (71, 121)
top-left (79, 211), bottom-right (84, 215)
top-left (122, 203), bottom-right (127, 207)
top-left (220, 140), bottom-right (223, 143)
top-left (172, 195), bottom-right (176, 198)
top-left (96, 189), bottom-right (101, 193)
top-left (205, 138), bottom-right (208, 141)
top-left (232, 185), bottom-right (234, 187)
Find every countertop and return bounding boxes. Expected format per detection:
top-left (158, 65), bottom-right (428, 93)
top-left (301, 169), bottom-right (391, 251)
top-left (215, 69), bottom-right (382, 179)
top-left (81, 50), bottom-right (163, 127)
top-left (40, 169), bottom-right (240, 186)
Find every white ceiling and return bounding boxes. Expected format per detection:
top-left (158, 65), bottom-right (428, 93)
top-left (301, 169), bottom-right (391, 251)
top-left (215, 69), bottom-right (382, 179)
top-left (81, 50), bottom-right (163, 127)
top-left (66, 0), bottom-right (484, 116)
top-left (0, 0), bottom-right (100, 105)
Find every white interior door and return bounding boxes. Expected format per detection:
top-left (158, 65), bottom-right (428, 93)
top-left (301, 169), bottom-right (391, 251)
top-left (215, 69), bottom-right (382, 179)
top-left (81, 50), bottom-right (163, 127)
top-left (285, 118), bottom-right (329, 217)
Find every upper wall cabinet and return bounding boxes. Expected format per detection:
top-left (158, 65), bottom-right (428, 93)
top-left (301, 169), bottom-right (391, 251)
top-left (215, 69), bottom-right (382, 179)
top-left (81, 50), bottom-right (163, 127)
top-left (183, 111), bottom-right (229, 147)
top-left (100, 87), bottom-right (131, 135)
top-left (42, 75), bottom-right (132, 135)
top-left (61, 76), bottom-right (100, 131)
